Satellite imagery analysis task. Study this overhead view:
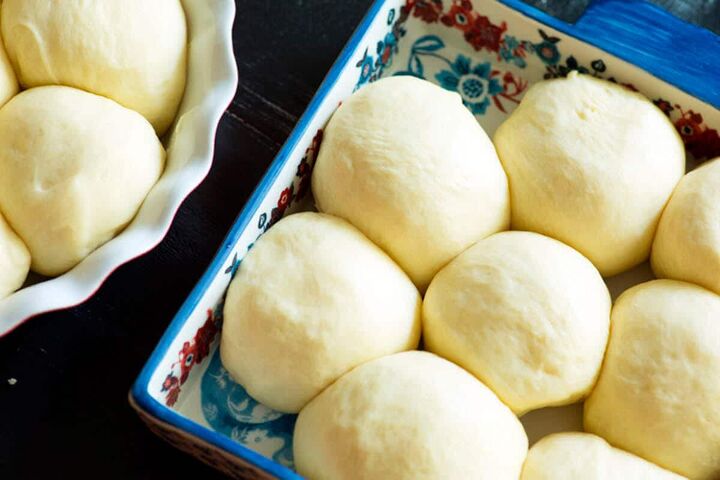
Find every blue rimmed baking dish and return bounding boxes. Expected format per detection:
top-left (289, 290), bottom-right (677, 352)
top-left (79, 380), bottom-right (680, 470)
top-left (131, 1), bottom-right (720, 478)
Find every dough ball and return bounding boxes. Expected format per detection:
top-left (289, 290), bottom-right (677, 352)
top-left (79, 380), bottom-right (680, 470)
top-left (0, 11), bottom-right (17, 109)
top-left (0, 213), bottom-right (29, 300)
top-left (2, 0), bottom-right (187, 135)
top-left (494, 72), bottom-right (685, 277)
top-left (423, 231), bottom-right (610, 414)
top-left (0, 86), bottom-right (165, 276)
top-left (585, 279), bottom-right (720, 479)
top-left (294, 351), bottom-right (528, 480)
top-left (312, 76), bottom-right (510, 291)
top-left (652, 157), bottom-right (720, 295)
top-left (221, 212), bottom-right (421, 413)
top-left (522, 433), bottom-right (685, 480)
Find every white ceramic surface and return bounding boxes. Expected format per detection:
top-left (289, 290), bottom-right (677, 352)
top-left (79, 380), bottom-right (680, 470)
top-left (0, 0), bottom-right (238, 335)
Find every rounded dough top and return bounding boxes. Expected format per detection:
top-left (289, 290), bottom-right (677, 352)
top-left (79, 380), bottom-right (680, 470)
top-left (0, 213), bottom-right (30, 300)
top-left (423, 231), bottom-right (611, 414)
top-left (494, 72), bottom-right (685, 276)
top-left (0, 10), bottom-right (18, 109)
top-left (294, 351), bottom-right (528, 480)
top-left (585, 279), bottom-right (720, 480)
top-left (652, 157), bottom-right (720, 295)
top-left (522, 433), bottom-right (686, 480)
top-left (0, 86), bottom-right (165, 276)
top-left (221, 212), bottom-right (421, 413)
top-left (2, 0), bottom-right (187, 135)
top-left (312, 75), bottom-right (510, 291)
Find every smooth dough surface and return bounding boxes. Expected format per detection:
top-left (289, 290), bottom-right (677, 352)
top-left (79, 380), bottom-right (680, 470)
top-left (0, 213), bottom-right (30, 300)
top-left (494, 72), bottom-right (685, 276)
top-left (522, 433), bottom-right (686, 480)
top-left (0, 86), bottom-right (165, 276)
top-left (585, 279), bottom-right (720, 479)
top-left (294, 351), bottom-right (528, 480)
top-left (0, 11), bottom-right (17, 108)
top-left (652, 157), bottom-right (720, 295)
top-left (424, 231), bottom-right (610, 414)
top-left (312, 76), bottom-right (509, 291)
top-left (2, 0), bottom-right (187, 135)
top-left (221, 212), bottom-right (421, 413)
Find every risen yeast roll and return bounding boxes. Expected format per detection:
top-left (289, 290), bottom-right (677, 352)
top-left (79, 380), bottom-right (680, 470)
top-left (294, 351), bottom-right (528, 480)
top-left (312, 76), bottom-right (509, 291)
top-left (0, 12), bottom-right (17, 108)
top-left (0, 214), bottom-right (30, 300)
top-left (423, 231), bottom-right (611, 414)
top-left (652, 157), bottom-right (720, 295)
top-left (585, 280), bottom-right (720, 479)
top-left (0, 86), bottom-right (165, 276)
top-left (522, 433), bottom-right (686, 480)
top-left (221, 212), bottom-right (421, 413)
top-left (2, 0), bottom-right (187, 135)
top-left (494, 72), bottom-right (685, 276)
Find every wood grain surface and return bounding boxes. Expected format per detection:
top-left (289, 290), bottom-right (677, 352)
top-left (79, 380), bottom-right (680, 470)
top-left (0, 1), bottom-right (716, 478)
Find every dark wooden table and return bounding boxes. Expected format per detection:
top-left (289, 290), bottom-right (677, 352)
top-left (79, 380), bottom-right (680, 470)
top-left (0, 1), bottom-right (716, 478)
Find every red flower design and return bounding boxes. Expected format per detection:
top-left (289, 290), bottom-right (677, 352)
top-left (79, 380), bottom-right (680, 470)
top-left (441, 1), bottom-right (476, 31)
top-left (465, 16), bottom-right (507, 53)
top-left (277, 187), bottom-right (293, 210)
top-left (178, 341), bottom-right (196, 384)
top-left (675, 109), bottom-right (720, 159)
top-left (193, 309), bottom-right (219, 364)
top-left (166, 386), bottom-right (181, 407)
top-left (411, 0), bottom-right (443, 23)
top-left (161, 374), bottom-right (179, 392)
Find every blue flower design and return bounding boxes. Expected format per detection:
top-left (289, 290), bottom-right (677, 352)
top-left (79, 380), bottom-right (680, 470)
top-left (435, 55), bottom-right (503, 115)
top-left (533, 40), bottom-right (561, 65)
top-left (499, 35), bottom-right (527, 68)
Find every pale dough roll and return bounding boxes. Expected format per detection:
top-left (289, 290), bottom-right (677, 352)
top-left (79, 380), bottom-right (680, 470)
top-left (585, 279), bottom-right (720, 479)
top-left (0, 86), bottom-right (165, 276)
top-left (494, 72), bottom-right (685, 276)
top-left (423, 231), bottom-right (611, 414)
top-left (312, 76), bottom-right (510, 291)
top-left (2, 0), bottom-right (187, 135)
top-left (0, 10), bottom-right (17, 108)
top-left (522, 433), bottom-right (686, 480)
top-left (652, 157), bottom-right (720, 295)
top-left (0, 213), bottom-right (29, 300)
top-left (221, 212), bottom-right (421, 413)
top-left (294, 351), bottom-right (528, 480)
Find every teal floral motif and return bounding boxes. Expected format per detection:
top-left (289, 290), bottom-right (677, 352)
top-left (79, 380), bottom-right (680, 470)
top-left (201, 349), bottom-right (296, 469)
top-left (436, 55), bottom-right (503, 115)
top-left (533, 29), bottom-right (562, 65)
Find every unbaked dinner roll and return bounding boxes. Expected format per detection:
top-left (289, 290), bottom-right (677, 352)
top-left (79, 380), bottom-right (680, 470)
top-left (294, 351), bottom-right (528, 480)
top-left (0, 213), bottom-right (30, 300)
top-left (0, 11), bottom-right (17, 109)
top-left (221, 212), bottom-right (421, 413)
top-left (494, 72), bottom-right (685, 276)
top-left (2, 0), bottom-right (187, 135)
top-left (312, 76), bottom-right (509, 291)
top-left (522, 433), bottom-right (686, 480)
top-left (652, 157), bottom-right (720, 295)
top-left (0, 86), bottom-right (165, 276)
top-left (423, 231), bottom-right (610, 414)
top-left (585, 279), bottom-right (720, 479)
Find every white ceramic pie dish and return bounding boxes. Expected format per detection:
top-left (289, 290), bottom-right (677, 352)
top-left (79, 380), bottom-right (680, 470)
top-left (0, 0), bottom-right (238, 336)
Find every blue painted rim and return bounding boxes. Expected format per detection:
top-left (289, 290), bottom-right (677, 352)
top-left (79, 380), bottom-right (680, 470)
top-left (131, 0), bottom-right (387, 478)
top-left (498, 0), bottom-right (720, 108)
top-left (133, 0), bottom-right (720, 478)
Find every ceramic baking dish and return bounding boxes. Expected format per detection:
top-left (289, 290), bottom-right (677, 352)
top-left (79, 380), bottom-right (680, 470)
top-left (0, 0), bottom-right (238, 335)
top-left (131, 1), bottom-right (720, 478)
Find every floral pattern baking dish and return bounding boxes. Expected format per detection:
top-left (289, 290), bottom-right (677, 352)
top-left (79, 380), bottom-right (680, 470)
top-left (131, 0), bottom-right (720, 478)
top-left (0, 0), bottom-right (238, 336)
